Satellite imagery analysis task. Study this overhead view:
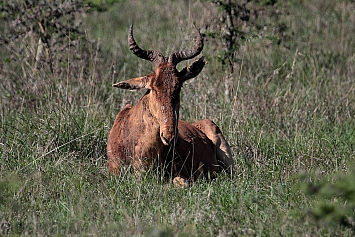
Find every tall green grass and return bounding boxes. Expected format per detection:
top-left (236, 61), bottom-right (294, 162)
top-left (1, 0), bottom-right (355, 235)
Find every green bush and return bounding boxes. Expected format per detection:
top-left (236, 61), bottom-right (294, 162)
top-left (302, 167), bottom-right (355, 230)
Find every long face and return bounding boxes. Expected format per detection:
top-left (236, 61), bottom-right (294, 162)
top-left (149, 63), bottom-right (182, 145)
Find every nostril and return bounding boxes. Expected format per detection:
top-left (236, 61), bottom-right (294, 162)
top-left (160, 133), bottom-right (174, 146)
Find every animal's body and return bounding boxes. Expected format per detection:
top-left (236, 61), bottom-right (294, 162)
top-left (107, 24), bottom-right (234, 185)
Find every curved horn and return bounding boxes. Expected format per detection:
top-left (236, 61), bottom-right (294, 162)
top-left (168, 24), bottom-right (204, 66)
top-left (128, 25), bottom-right (166, 68)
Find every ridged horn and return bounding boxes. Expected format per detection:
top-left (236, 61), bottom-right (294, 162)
top-left (168, 24), bottom-right (204, 66)
top-left (128, 25), bottom-right (166, 68)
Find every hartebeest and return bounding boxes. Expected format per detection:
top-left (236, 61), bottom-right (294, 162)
top-left (107, 24), bottom-right (234, 185)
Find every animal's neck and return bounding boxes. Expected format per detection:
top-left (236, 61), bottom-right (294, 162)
top-left (127, 94), bottom-right (166, 161)
top-left (137, 94), bottom-right (162, 139)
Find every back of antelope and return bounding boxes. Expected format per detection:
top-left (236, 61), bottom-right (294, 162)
top-left (107, 24), bottom-right (234, 186)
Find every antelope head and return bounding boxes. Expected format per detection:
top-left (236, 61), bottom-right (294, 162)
top-left (113, 24), bottom-right (206, 146)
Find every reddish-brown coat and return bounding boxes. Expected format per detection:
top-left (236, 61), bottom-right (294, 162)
top-left (107, 25), bottom-right (234, 185)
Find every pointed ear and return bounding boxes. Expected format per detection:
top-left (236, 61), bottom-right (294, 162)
top-left (112, 75), bottom-right (151, 91)
top-left (179, 56), bottom-right (207, 82)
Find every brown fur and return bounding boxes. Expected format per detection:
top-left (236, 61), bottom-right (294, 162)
top-left (107, 25), bottom-right (234, 185)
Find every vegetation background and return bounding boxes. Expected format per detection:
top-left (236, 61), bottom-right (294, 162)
top-left (1, 0), bottom-right (355, 236)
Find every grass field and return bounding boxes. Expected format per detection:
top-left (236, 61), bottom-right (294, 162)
top-left (1, 0), bottom-right (355, 236)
